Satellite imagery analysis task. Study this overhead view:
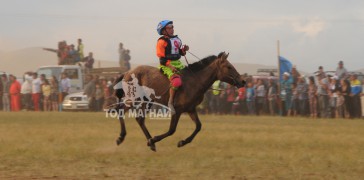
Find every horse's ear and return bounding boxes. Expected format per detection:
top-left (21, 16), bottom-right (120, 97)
top-left (221, 52), bottom-right (229, 61)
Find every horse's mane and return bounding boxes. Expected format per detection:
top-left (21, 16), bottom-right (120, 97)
top-left (186, 52), bottom-right (225, 72)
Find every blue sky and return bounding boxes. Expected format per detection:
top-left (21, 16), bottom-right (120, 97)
top-left (1, 0), bottom-right (364, 72)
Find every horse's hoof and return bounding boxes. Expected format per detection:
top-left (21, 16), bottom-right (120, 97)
top-left (147, 138), bottom-right (157, 152)
top-left (116, 137), bottom-right (124, 146)
top-left (177, 140), bottom-right (186, 148)
top-left (149, 145), bottom-right (156, 152)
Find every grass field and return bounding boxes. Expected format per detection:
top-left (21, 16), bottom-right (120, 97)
top-left (0, 112), bottom-right (363, 179)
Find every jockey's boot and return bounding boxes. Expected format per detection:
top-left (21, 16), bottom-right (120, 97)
top-left (168, 101), bottom-right (176, 115)
top-left (168, 88), bottom-right (176, 115)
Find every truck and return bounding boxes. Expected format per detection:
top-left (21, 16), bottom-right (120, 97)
top-left (36, 65), bottom-right (126, 94)
top-left (37, 65), bottom-right (84, 94)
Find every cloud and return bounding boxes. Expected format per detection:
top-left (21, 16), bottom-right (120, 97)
top-left (292, 18), bottom-right (326, 37)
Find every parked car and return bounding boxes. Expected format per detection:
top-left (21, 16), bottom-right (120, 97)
top-left (62, 92), bottom-right (89, 111)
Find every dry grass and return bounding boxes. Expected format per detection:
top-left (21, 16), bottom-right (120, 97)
top-left (0, 112), bottom-right (363, 179)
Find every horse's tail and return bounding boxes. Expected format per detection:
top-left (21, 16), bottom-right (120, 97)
top-left (113, 73), bottom-right (125, 99)
top-left (103, 73), bottom-right (126, 112)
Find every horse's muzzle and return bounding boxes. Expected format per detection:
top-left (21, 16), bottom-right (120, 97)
top-left (235, 80), bottom-right (246, 88)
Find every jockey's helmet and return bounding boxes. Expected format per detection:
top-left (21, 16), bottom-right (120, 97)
top-left (157, 20), bottom-right (173, 35)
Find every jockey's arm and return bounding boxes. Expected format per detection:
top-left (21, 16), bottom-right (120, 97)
top-left (156, 39), bottom-right (168, 65)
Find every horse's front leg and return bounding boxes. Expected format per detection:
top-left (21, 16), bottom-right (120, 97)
top-left (177, 109), bottom-right (201, 147)
top-left (148, 112), bottom-right (181, 147)
top-left (135, 116), bottom-right (156, 151)
top-left (116, 115), bottom-right (126, 145)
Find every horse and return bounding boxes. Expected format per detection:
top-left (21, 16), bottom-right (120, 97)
top-left (106, 52), bottom-right (245, 151)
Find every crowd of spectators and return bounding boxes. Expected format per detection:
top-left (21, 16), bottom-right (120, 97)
top-left (83, 74), bottom-right (114, 112)
top-left (0, 72), bottom-right (115, 112)
top-left (198, 61), bottom-right (364, 119)
top-left (43, 38), bottom-right (94, 70)
top-left (1, 60), bottom-right (363, 119)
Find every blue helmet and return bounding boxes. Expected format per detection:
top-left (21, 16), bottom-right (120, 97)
top-left (157, 20), bottom-right (173, 35)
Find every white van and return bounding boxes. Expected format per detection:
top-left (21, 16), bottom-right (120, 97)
top-left (37, 65), bottom-right (84, 94)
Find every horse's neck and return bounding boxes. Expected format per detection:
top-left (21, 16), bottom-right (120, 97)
top-left (187, 62), bottom-right (218, 94)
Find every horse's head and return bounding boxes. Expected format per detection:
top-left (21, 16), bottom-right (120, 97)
top-left (215, 52), bottom-right (245, 88)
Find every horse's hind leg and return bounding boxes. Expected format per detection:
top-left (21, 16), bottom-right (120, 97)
top-left (135, 116), bottom-right (156, 151)
top-left (177, 109), bottom-right (202, 147)
top-left (116, 115), bottom-right (126, 145)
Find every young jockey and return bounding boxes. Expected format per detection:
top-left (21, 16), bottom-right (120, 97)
top-left (156, 20), bottom-right (189, 115)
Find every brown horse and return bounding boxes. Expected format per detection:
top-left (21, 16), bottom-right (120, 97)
top-left (108, 52), bottom-right (244, 151)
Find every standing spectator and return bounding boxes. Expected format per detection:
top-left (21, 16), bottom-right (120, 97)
top-left (31, 73), bottom-right (42, 111)
top-left (1, 74), bottom-right (11, 112)
top-left (124, 49), bottom-right (131, 71)
top-left (267, 78), bottom-right (278, 116)
top-left (84, 52), bottom-right (95, 73)
top-left (335, 61), bottom-right (347, 80)
top-left (218, 82), bottom-right (228, 114)
top-left (291, 65), bottom-right (301, 85)
top-left (60, 73), bottom-right (71, 101)
top-left (60, 41), bottom-right (69, 65)
top-left (107, 77), bottom-right (115, 97)
top-left (102, 79), bottom-right (111, 99)
top-left (232, 87), bottom-right (246, 115)
top-left (210, 80), bottom-right (222, 114)
top-left (50, 76), bottom-right (59, 111)
top-left (199, 91), bottom-right (211, 114)
top-left (95, 83), bottom-right (104, 111)
top-left (308, 76), bottom-right (318, 118)
top-left (77, 38), bottom-right (84, 61)
top-left (246, 82), bottom-right (255, 115)
top-left (101, 79), bottom-right (111, 109)
top-left (336, 91), bottom-right (345, 118)
top-left (68, 44), bottom-right (78, 64)
top-left (296, 76), bottom-right (308, 116)
top-left (21, 73), bottom-right (33, 111)
top-left (318, 66), bottom-right (326, 79)
top-left (280, 72), bottom-right (292, 116)
top-left (39, 74), bottom-right (46, 111)
top-left (9, 75), bottom-right (21, 111)
top-left (94, 75), bottom-right (100, 85)
top-left (118, 43), bottom-right (126, 68)
top-left (317, 72), bottom-right (330, 118)
top-left (255, 79), bottom-right (266, 116)
top-left (84, 75), bottom-right (96, 111)
top-left (288, 83), bottom-right (298, 116)
top-left (225, 84), bottom-right (236, 114)
top-left (329, 76), bottom-right (339, 118)
top-left (350, 74), bottom-right (362, 118)
top-left (340, 79), bottom-right (351, 118)
top-left (42, 79), bottom-right (51, 111)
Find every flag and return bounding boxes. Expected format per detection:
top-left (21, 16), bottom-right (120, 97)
top-left (279, 56), bottom-right (292, 82)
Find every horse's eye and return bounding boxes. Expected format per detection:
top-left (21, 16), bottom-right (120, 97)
top-left (227, 66), bottom-right (232, 70)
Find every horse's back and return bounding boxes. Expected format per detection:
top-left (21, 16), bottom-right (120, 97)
top-left (124, 65), bottom-right (170, 98)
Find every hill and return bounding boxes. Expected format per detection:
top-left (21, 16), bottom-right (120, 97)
top-left (0, 47), bottom-right (57, 76)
